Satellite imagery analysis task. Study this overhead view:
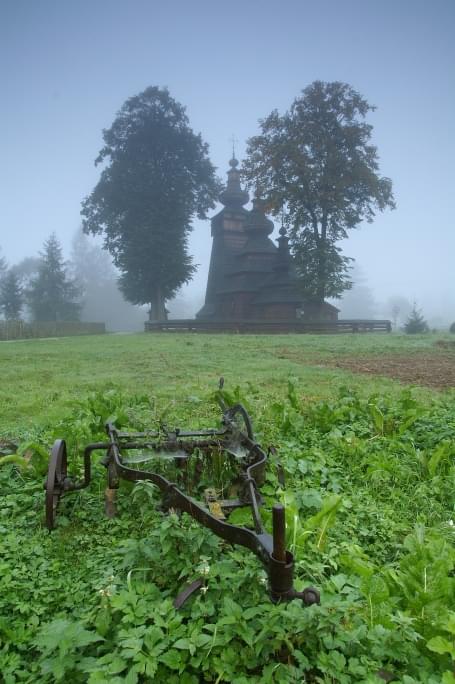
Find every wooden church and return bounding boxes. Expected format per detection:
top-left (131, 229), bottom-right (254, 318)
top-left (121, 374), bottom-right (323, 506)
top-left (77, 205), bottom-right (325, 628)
top-left (196, 156), bottom-right (339, 322)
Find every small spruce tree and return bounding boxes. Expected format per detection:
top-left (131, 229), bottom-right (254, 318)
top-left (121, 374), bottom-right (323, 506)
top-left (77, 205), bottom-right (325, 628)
top-left (0, 270), bottom-right (23, 320)
top-left (450, 322), bottom-right (455, 334)
top-left (28, 234), bottom-right (81, 321)
top-left (404, 303), bottom-right (429, 334)
top-left (0, 248), bottom-right (7, 283)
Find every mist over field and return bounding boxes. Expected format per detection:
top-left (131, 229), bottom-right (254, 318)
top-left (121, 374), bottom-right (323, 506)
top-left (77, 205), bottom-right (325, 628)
top-left (1, 0), bottom-right (454, 329)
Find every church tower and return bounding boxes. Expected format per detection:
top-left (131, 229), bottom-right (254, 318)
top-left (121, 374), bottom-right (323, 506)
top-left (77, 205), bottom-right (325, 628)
top-left (196, 156), bottom-right (250, 319)
top-left (252, 225), bottom-right (305, 319)
top-left (197, 155), bottom-right (311, 322)
top-left (217, 198), bottom-right (277, 318)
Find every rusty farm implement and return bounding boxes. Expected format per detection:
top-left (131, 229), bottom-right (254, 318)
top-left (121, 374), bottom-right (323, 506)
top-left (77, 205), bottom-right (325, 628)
top-left (45, 392), bottom-right (319, 608)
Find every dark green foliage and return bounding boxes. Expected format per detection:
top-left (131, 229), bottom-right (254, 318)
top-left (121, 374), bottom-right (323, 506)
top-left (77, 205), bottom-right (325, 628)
top-left (293, 232), bottom-right (353, 300)
top-left (404, 303), bottom-right (429, 334)
top-left (450, 322), bottom-right (455, 333)
top-left (27, 233), bottom-right (81, 322)
top-left (81, 86), bottom-right (220, 320)
top-left (1, 382), bottom-right (454, 682)
top-left (0, 270), bottom-right (23, 320)
top-left (243, 81), bottom-right (395, 302)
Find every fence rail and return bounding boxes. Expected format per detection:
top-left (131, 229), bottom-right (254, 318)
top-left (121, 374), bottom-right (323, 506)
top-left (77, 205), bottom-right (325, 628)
top-left (0, 321), bottom-right (106, 341)
top-left (145, 319), bottom-right (392, 334)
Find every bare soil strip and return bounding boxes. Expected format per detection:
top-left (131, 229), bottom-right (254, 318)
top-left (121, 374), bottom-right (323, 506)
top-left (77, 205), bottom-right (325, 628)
top-left (275, 349), bottom-right (455, 390)
top-left (328, 354), bottom-right (455, 390)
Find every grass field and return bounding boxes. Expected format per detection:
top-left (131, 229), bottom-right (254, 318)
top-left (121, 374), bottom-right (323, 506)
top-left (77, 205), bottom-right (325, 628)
top-left (1, 332), bottom-right (454, 683)
top-left (1, 331), bottom-right (454, 432)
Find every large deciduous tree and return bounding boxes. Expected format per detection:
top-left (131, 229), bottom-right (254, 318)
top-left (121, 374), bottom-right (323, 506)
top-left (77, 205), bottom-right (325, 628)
top-left (81, 86), bottom-right (220, 321)
top-left (28, 234), bottom-right (81, 321)
top-left (243, 81), bottom-right (395, 306)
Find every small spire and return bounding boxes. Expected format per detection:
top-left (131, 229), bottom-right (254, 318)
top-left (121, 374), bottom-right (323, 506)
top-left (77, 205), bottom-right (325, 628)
top-left (219, 152), bottom-right (248, 208)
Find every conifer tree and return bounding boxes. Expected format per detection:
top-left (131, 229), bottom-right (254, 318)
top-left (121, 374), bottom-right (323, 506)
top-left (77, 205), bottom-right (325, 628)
top-left (0, 270), bottom-right (23, 320)
top-left (28, 234), bottom-right (81, 321)
top-left (0, 248), bottom-right (7, 282)
top-left (404, 303), bottom-right (429, 334)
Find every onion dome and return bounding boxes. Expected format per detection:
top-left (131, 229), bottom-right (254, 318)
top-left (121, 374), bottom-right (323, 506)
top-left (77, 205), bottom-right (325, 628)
top-left (219, 157), bottom-right (249, 208)
top-left (243, 197), bottom-right (274, 238)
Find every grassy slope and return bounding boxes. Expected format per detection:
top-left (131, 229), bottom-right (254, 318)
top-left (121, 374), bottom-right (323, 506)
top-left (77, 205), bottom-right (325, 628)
top-left (0, 331), bottom-right (449, 433)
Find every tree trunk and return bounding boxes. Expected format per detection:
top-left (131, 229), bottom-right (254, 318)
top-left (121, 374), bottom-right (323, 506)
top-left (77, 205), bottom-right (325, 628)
top-left (316, 214), bottom-right (328, 303)
top-left (315, 244), bottom-right (326, 304)
top-left (149, 286), bottom-right (167, 322)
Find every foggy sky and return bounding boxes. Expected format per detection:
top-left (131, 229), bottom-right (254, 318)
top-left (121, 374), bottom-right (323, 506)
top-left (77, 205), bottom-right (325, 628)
top-left (1, 0), bottom-right (454, 321)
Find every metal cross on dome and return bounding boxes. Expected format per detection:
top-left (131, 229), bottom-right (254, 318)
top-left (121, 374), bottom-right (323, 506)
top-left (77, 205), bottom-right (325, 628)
top-left (229, 134), bottom-right (238, 159)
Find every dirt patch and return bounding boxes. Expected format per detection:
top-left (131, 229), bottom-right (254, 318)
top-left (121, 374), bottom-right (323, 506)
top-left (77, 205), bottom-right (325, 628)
top-left (434, 340), bottom-right (455, 350)
top-left (274, 348), bottom-right (455, 390)
top-left (328, 354), bottom-right (455, 390)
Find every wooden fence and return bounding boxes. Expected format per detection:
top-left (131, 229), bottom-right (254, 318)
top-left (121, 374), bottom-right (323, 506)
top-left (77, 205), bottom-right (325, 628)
top-left (145, 319), bottom-right (392, 334)
top-left (0, 321), bottom-right (106, 341)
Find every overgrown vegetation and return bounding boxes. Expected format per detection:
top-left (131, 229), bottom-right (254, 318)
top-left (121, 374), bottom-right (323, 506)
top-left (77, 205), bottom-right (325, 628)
top-left (1, 334), bottom-right (454, 682)
top-left (1, 354), bottom-right (454, 682)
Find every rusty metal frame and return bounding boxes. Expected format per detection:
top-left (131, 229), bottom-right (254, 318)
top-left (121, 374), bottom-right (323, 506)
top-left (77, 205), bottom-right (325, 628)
top-left (45, 402), bottom-right (319, 607)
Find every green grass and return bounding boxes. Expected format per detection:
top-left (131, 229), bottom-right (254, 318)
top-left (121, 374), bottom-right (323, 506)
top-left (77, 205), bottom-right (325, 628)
top-left (1, 331), bottom-right (454, 683)
top-left (1, 331), bottom-right (451, 433)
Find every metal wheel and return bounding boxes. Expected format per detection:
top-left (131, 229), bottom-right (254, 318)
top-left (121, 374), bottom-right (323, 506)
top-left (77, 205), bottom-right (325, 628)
top-left (45, 440), bottom-right (68, 530)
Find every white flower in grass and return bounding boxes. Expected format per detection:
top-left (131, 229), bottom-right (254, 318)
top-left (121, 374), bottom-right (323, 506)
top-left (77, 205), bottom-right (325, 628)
top-left (258, 572), bottom-right (268, 586)
top-left (98, 587), bottom-right (112, 597)
top-left (197, 558), bottom-right (211, 576)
